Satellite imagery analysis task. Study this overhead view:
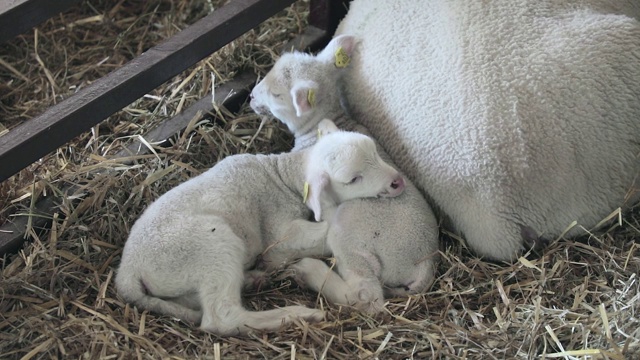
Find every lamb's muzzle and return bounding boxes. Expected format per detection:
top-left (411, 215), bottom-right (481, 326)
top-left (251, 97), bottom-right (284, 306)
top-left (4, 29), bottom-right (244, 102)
top-left (377, 175), bottom-right (404, 197)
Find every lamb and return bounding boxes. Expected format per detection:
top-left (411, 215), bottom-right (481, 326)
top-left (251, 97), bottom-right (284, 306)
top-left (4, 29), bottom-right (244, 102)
top-left (115, 119), bottom-right (405, 336)
top-left (250, 35), bottom-right (440, 313)
top-left (334, 0), bottom-right (640, 260)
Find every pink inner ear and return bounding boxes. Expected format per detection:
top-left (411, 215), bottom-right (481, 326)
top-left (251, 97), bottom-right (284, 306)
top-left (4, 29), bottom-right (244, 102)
top-left (338, 35), bottom-right (356, 57)
top-left (293, 87), bottom-right (311, 117)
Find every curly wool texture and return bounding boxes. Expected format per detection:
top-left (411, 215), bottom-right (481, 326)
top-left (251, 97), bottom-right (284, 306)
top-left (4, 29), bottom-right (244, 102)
top-left (336, 0), bottom-right (640, 260)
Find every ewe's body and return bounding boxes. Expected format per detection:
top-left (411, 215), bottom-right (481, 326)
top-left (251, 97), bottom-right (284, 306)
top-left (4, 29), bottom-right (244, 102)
top-left (116, 121), bottom-right (404, 335)
top-left (336, 0), bottom-right (640, 260)
top-left (251, 35), bottom-right (439, 313)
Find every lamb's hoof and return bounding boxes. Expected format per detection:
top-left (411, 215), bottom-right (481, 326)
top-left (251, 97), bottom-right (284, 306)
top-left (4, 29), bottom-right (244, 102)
top-left (244, 270), bottom-right (270, 291)
top-left (354, 288), bottom-right (385, 315)
top-left (288, 258), bottom-right (319, 288)
top-left (521, 225), bottom-right (550, 257)
top-left (356, 300), bottom-right (385, 315)
top-left (384, 284), bottom-right (412, 298)
top-left (290, 269), bottom-right (309, 288)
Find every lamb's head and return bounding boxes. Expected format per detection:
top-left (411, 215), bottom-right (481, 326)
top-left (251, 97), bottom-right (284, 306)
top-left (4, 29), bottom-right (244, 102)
top-left (304, 120), bottom-right (405, 221)
top-left (250, 35), bottom-right (357, 136)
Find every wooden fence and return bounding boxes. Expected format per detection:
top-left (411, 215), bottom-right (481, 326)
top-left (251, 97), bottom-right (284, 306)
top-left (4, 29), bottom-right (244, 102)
top-left (0, 0), bottom-right (349, 255)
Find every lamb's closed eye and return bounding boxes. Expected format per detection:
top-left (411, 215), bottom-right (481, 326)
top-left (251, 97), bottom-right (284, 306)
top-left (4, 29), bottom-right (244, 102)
top-left (346, 175), bottom-right (362, 185)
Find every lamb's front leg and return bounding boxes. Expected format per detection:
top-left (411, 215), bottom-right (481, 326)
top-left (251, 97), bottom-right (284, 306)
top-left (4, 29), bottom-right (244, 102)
top-left (260, 219), bottom-right (330, 270)
top-left (290, 258), bottom-right (385, 314)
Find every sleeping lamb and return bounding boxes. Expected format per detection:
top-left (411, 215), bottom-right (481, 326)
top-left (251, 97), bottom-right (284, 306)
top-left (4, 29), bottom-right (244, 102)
top-left (250, 35), bottom-right (439, 313)
top-left (115, 119), bottom-right (405, 336)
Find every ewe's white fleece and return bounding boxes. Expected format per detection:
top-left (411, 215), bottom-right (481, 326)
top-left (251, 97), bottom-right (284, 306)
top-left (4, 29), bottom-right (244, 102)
top-left (336, 0), bottom-right (640, 260)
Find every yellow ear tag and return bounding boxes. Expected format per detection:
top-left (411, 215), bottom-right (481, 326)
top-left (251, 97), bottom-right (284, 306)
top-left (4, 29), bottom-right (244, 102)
top-left (334, 46), bottom-right (350, 68)
top-left (316, 127), bottom-right (323, 140)
top-left (302, 181), bottom-right (310, 203)
top-left (307, 89), bottom-right (316, 108)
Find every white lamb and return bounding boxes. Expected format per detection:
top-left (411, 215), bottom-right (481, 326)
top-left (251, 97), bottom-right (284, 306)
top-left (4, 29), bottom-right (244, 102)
top-left (250, 35), bottom-right (440, 313)
top-left (335, 0), bottom-right (640, 260)
top-left (115, 119), bottom-right (405, 336)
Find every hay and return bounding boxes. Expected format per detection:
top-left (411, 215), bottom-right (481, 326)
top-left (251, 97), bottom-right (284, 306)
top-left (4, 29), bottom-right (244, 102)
top-left (1, 0), bottom-right (639, 358)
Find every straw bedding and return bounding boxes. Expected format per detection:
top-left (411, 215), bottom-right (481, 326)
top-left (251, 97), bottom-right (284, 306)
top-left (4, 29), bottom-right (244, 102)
top-left (1, 0), bottom-right (638, 358)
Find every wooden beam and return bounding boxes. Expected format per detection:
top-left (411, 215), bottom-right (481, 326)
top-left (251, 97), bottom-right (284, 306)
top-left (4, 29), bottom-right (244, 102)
top-left (0, 0), bottom-right (296, 183)
top-left (120, 71), bottom-right (256, 158)
top-left (0, 193), bottom-right (57, 257)
top-left (308, 0), bottom-right (349, 34)
top-left (0, 24), bottom-right (329, 257)
top-left (0, 0), bottom-right (81, 43)
top-left (281, 25), bottom-right (328, 53)
top-left (121, 25), bottom-right (331, 158)
top-left (0, 73), bottom-right (257, 256)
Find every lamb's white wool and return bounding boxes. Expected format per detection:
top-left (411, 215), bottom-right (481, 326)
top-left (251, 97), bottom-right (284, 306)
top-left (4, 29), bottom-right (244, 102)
top-left (336, 0), bottom-right (640, 260)
top-left (251, 35), bottom-right (439, 313)
top-left (115, 121), bottom-right (404, 336)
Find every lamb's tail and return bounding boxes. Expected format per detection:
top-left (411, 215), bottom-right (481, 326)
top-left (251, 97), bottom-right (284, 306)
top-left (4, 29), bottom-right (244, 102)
top-left (114, 268), bottom-right (202, 324)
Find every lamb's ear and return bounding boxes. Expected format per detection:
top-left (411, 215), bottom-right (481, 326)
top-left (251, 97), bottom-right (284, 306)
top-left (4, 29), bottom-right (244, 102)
top-left (305, 172), bottom-right (330, 221)
top-left (317, 119), bottom-right (339, 137)
top-left (318, 34), bottom-right (357, 67)
top-left (290, 80), bottom-right (318, 117)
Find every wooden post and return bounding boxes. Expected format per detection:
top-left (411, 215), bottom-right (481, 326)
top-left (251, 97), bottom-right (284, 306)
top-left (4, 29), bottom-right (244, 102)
top-left (308, 0), bottom-right (350, 35)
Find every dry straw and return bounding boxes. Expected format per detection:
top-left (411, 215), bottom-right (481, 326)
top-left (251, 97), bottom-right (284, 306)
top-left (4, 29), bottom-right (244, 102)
top-left (1, 0), bottom-right (639, 358)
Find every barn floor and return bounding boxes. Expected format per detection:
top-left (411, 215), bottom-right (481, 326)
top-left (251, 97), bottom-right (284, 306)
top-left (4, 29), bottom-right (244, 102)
top-left (1, 0), bottom-right (639, 358)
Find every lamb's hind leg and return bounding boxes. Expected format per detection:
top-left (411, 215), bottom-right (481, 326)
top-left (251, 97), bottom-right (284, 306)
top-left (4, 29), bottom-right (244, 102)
top-left (199, 251), bottom-right (324, 336)
top-left (199, 279), bottom-right (324, 335)
top-left (128, 292), bottom-right (203, 324)
top-left (290, 258), bottom-right (385, 314)
top-left (243, 269), bottom-right (269, 291)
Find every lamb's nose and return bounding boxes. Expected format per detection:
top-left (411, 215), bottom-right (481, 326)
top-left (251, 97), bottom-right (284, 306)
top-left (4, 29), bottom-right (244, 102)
top-left (390, 177), bottom-right (404, 189)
